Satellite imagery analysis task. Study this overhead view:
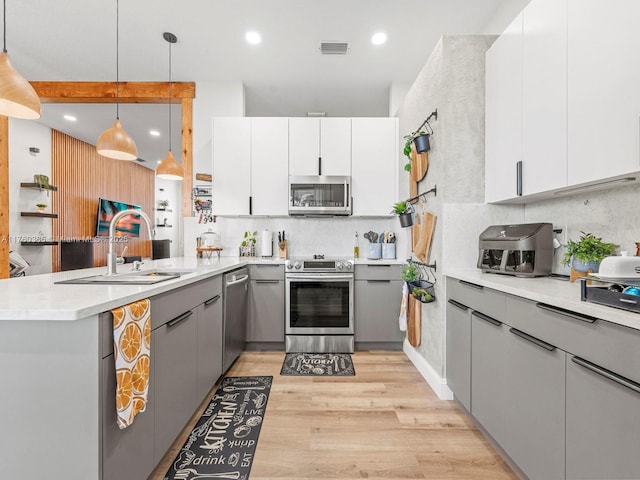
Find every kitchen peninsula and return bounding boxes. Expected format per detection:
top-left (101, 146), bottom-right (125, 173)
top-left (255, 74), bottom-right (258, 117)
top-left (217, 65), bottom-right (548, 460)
top-left (0, 256), bottom-right (247, 480)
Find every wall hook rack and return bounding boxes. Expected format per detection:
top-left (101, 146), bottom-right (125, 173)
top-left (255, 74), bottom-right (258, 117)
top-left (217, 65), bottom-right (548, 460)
top-left (407, 185), bottom-right (437, 205)
top-left (413, 109), bottom-right (438, 135)
top-left (407, 258), bottom-right (437, 272)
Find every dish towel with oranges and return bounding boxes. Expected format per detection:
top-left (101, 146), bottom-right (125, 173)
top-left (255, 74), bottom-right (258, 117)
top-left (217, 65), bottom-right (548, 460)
top-left (111, 299), bottom-right (151, 430)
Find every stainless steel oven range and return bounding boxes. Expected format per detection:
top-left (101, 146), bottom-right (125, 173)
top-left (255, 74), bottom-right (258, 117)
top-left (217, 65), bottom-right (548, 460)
top-left (285, 256), bottom-right (354, 353)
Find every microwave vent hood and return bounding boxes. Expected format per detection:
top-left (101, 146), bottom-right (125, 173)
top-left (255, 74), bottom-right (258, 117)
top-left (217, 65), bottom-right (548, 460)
top-left (289, 175), bottom-right (351, 216)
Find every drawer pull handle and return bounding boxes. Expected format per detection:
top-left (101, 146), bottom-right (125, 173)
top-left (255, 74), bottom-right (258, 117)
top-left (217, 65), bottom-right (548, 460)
top-left (167, 310), bottom-right (194, 327)
top-left (509, 327), bottom-right (556, 351)
top-left (459, 280), bottom-right (483, 290)
top-left (447, 299), bottom-right (469, 311)
top-left (536, 302), bottom-right (597, 324)
top-left (256, 264), bottom-right (279, 267)
top-left (473, 311), bottom-right (502, 327)
top-left (367, 265), bottom-right (390, 267)
top-left (367, 279), bottom-right (391, 283)
top-left (571, 356), bottom-right (640, 395)
top-left (204, 295), bottom-right (221, 306)
top-left (255, 280), bottom-right (279, 284)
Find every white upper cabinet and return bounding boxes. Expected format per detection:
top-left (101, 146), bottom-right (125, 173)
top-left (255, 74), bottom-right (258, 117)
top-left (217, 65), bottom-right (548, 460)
top-left (521, 0), bottom-right (567, 195)
top-left (212, 118), bottom-right (251, 215)
top-left (485, 12), bottom-right (523, 203)
top-left (567, 0), bottom-right (640, 185)
top-left (250, 118), bottom-right (289, 216)
top-left (289, 118), bottom-right (351, 176)
top-left (351, 118), bottom-right (398, 216)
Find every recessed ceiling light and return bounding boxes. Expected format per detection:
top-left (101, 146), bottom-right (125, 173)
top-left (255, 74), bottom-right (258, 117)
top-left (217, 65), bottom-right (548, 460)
top-left (149, 129), bottom-right (161, 137)
top-left (371, 32), bottom-right (387, 45)
top-left (63, 114), bottom-right (77, 122)
top-left (157, 160), bottom-right (162, 164)
top-left (246, 31), bottom-right (261, 45)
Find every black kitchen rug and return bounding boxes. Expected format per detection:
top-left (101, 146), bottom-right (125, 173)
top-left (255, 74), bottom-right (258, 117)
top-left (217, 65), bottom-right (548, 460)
top-left (163, 376), bottom-right (272, 480)
top-left (280, 353), bottom-right (355, 376)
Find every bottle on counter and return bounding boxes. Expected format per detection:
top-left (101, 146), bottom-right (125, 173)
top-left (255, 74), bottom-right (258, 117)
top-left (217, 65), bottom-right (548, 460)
top-left (354, 231), bottom-right (360, 259)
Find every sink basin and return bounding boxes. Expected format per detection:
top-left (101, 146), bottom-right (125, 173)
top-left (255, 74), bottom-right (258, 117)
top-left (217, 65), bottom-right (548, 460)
top-left (56, 269), bottom-right (195, 285)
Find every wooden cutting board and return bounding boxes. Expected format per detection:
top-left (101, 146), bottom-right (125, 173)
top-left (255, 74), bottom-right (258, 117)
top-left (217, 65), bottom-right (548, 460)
top-left (407, 295), bottom-right (421, 347)
top-left (414, 212), bottom-right (436, 263)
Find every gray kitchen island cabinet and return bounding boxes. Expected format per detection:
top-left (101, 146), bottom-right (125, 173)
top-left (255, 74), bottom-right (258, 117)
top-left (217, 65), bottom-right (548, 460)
top-left (566, 356), bottom-right (640, 479)
top-left (196, 292), bottom-right (223, 400)
top-left (445, 296), bottom-right (472, 411)
top-left (247, 264), bottom-right (285, 345)
top-left (354, 264), bottom-right (403, 344)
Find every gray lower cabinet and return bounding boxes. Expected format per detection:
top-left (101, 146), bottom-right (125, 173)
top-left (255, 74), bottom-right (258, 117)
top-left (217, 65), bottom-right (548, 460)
top-left (153, 308), bottom-right (199, 463)
top-left (247, 279), bottom-right (284, 342)
top-left (445, 298), bottom-right (471, 411)
top-left (196, 293), bottom-right (224, 400)
top-left (101, 354), bottom-right (155, 480)
top-left (470, 311), bottom-right (507, 445)
top-left (354, 279), bottom-right (404, 342)
top-left (566, 356), bottom-right (640, 480)
top-left (503, 324), bottom-right (566, 480)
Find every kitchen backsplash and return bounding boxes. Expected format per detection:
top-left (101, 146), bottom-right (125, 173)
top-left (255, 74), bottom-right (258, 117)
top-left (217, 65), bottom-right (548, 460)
top-left (184, 216), bottom-right (406, 259)
top-left (524, 182), bottom-right (640, 274)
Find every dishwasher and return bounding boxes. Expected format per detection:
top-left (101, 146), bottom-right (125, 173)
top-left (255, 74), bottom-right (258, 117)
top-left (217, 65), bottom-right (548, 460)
top-left (222, 267), bottom-right (249, 372)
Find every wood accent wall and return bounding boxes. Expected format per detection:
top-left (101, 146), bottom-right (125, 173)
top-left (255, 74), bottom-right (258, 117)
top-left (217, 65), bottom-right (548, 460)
top-left (51, 130), bottom-right (155, 272)
top-left (0, 117), bottom-right (8, 278)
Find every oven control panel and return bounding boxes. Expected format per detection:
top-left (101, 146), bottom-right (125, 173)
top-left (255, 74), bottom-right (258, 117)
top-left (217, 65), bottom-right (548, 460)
top-left (285, 258), bottom-right (354, 273)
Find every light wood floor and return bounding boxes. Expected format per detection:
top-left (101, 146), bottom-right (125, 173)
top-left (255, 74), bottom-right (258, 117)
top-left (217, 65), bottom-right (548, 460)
top-left (150, 351), bottom-right (517, 479)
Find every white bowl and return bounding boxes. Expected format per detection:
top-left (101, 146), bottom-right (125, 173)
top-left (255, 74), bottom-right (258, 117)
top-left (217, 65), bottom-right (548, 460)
top-left (597, 255), bottom-right (640, 278)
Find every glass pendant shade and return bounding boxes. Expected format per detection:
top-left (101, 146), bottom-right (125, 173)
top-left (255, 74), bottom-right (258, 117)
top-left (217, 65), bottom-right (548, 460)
top-left (156, 150), bottom-right (183, 180)
top-left (0, 51), bottom-right (41, 119)
top-left (96, 118), bottom-right (138, 160)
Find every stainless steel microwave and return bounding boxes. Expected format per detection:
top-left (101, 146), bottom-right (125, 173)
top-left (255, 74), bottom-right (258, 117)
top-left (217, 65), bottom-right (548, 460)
top-left (288, 175), bottom-right (352, 216)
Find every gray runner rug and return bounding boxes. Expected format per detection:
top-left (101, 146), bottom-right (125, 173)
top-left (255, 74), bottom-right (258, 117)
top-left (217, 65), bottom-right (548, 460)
top-left (163, 376), bottom-right (272, 480)
top-left (280, 353), bottom-right (355, 376)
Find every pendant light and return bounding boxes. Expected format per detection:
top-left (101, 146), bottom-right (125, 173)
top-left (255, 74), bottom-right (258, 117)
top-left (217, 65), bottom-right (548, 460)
top-left (0, 0), bottom-right (40, 119)
top-left (96, 0), bottom-right (137, 161)
top-left (156, 32), bottom-right (183, 180)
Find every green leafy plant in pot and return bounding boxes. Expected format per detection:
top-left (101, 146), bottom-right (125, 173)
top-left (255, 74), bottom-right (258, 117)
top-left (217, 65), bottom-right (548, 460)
top-left (401, 263), bottom-right (419, 282)
top-left (240, 230), bottom-right (257, 257)
top-left (391, 201), bottom-right (414, 228)
top-left (402, 130), bottom-right (430, 172)
top-left (562, 231), bottom-right (617, 273)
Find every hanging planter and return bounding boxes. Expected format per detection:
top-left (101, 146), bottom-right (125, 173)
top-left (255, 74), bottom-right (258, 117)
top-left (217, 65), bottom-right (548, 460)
top-left (391, 201), bottom-right (414, 228)
top-left (407, 280), bottom-right (436, 304)
top-left (413, 133), bottom-right (430, 154)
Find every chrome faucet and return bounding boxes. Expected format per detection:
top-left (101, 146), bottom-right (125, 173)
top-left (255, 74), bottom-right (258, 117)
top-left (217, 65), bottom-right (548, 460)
top-left (106, 209), bottom-right (155, 276)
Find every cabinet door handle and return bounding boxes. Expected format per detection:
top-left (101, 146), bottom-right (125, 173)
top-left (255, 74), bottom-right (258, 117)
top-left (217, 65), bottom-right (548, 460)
top-left (256, 280), bottom-right (279, 284)
top-left (249, 196), bottom-right (253, 215)
top-left (509, 327), bottom-right (556, 351)
top-left (571, 356), bottom-right (640, 395)
top-left (459, 280), bottom-right (483, 290)
top-left (255, 264), bottom-right (280, 268)
top-left (367, 279), bottom-right (391, 283)
top-left (318, 157), bottom-right (322, 175)
top-left (447, 299), bottom-right (469, 312)
top-left (473, 311), bottom-right (502, 327)
top-left (516, 160), bottom-right (523, 196)
top-left (536, 302), bottom-right (597, 324)
top-left (367, 264), bottom-right (390, 268)
top-left (204, 295), bottom-right (221, 306)
top-left (167, 310), bottom-right (194, 327)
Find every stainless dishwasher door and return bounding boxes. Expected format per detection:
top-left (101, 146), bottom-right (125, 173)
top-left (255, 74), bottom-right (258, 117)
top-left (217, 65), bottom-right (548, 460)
top-left (223, 267), bottom-right (249, 372)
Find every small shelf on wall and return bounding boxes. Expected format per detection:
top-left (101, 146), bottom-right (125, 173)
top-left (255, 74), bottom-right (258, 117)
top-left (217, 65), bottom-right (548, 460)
top-left (20, 182), bottom-right (58, 191)
top-left (21, 212), bottom-right (58, 219)
top-left (21, 241), bottom-right (59, 246)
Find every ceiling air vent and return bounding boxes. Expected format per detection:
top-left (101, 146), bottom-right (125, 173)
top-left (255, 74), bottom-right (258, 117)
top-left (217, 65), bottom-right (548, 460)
top-left (319, 42), bottom-right (350, 55)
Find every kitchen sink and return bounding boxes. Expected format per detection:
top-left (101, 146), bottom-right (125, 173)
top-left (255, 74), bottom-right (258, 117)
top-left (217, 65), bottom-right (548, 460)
top-left (55, 269), bottom-right (196, 285)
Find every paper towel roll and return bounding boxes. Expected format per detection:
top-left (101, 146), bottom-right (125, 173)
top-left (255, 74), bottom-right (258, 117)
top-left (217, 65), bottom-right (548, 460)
top-left (260, 230), bottom-right (273, 257)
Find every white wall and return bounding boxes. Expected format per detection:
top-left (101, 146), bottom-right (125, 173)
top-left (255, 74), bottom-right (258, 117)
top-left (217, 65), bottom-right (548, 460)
top-left (389, 83), bottom-right (411, 117)
top-left (478, 0), bottom-right (531, 34)
top-left (8, 119), bottom-right (53, 275)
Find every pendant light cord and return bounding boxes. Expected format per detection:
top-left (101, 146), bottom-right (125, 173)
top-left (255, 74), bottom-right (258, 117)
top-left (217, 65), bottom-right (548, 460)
top-left (168, 40), bottom-right (172, 152)
top-left (3, 0), bottom-right (7, 53)
top-left (115, 0), bottom-right (120, 119)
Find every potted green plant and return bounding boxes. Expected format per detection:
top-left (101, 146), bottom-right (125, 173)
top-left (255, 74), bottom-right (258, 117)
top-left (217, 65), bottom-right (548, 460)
top-left (240, 230), bottom-right (257, 257)
top-left (36, 203), bottom-right (47, 213)
top-left (562, 231), bottom-right (617, 273)
top-left (402, 263), bottom-right (419, 282)
top-left (391, 201), bottom-right (414, 228)
top-left (402, 130), bottom-right (430, 172)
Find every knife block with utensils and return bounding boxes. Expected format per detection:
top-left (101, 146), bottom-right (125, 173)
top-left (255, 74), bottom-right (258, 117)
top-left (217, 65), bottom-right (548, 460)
top-left (278, 240), bottom-right (288, 260)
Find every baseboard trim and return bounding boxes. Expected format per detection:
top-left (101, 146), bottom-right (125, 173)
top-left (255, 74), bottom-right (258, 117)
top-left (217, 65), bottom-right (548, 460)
top-left (403, 339), bottom-right (454, 400)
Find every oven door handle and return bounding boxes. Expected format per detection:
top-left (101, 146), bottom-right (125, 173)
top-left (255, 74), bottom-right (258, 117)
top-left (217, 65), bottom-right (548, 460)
top-left (287, 274), bottom-right (353, 281)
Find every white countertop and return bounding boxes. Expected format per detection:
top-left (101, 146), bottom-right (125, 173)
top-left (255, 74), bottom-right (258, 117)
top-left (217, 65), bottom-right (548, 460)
top-left (0, 257), bottom-right (248, 321)
top-left (445, 268), bottom-right (640, 331)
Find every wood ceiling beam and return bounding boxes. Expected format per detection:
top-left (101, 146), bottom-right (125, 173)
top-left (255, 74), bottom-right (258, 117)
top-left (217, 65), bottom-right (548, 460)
top-left (0, 117), bottom-right (8, 279)
top-left (31, 81), bottom-right (195, 103)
